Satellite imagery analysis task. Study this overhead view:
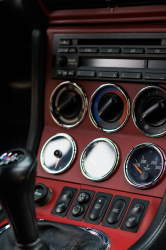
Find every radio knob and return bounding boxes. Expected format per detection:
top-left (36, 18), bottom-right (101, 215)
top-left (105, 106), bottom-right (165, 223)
top-left (142, 97), bottom-right (166, 127)
top-left (98, 94), bottom-right (124, 122)
top-left (57, 56), bottom-right (67, 67)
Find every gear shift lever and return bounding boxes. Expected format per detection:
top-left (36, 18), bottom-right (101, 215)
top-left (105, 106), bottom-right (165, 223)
top-left (0, 149), bottom-right (41, 248)
top-left (0, 149), bottom-right (105, 250)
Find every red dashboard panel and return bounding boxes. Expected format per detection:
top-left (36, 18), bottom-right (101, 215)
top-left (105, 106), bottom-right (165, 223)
top-left (33, 26), bottom-right (166, 249)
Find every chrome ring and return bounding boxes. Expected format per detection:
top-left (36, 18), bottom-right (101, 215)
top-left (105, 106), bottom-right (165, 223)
top-left (132, 85), bottom-right (166, 138)
top-left (124, 143), bottom-right (166, 189)
top-left (40, 133), bottom-right (76, 174)
top-left (50, 81), bottom-right (88, 129)
top-left (80, 138), bottom-right (119, 181)
top-left (89, 83), bottom-right (130, 133)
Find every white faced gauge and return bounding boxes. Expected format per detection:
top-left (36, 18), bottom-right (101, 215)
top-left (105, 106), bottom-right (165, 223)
top-left (80, 138), bottom-right (119, 181)
top-left (40, 133), bottom-right (76, 174)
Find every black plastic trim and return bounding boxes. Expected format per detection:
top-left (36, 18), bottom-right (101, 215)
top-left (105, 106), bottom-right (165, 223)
top-left (26, 29), bottom-right (46, 154)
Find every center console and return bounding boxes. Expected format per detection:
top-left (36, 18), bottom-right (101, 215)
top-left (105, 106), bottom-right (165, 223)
top-left (30, 25), bottom-right (166, 250)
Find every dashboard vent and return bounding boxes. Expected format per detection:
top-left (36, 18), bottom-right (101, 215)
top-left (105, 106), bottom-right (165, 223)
top-left (42, 0), bottom-right (114, 10)
top-left (116, 0), bottom-right (166, 7)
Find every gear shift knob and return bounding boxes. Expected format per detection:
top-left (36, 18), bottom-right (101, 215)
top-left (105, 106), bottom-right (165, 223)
top-left (0, 149), bottom-right (39, 246)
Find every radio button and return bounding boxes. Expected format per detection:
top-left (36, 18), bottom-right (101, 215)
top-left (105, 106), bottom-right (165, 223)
top-left (100, 48), bottom-right (120, 53)
top-left (79, 47), bottom-right (98, 53)
top-left (58, 48), bottom-right (69, 53)
top-left (59, 39), bottom-right (71, 45)
top-left (98, 71), bottom-right (118, 78)
top-left (147, 48), bottom-right (166, 54)
top-left (69, 48), bottom-right (77, 53)
top-left (77, 70), bottom-right (96, 77)
top-left (57, 70), bottom-right (68, 76)
top-left (68, 70), bottom-right (75, 76)
top-left (144, 73), bottom-right (166, 80)
top-left (57, 70), bottom-right (63, 76)
top-left (123, 48), bottom-right (144, 54)
top-left (121, 72), bottom-right (142, 79)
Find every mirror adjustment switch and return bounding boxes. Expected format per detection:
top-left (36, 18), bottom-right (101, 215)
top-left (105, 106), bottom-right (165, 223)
top-left (67, 189), bottom-right (95, 221)
top-left (107, 199), bottom-right (125, 224)
top-left (72, 205), bottom-right (84, 217)
top-left (77, 192), bottom-right (90, 204)
top-left (89, 196), bottom-right (107, 221)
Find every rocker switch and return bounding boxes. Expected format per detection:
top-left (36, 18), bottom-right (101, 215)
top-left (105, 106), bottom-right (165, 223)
top-left (89, 196), bottom-right (107, 221)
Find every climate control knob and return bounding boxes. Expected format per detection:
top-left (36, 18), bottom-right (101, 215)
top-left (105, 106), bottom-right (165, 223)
top-left (89, 84), bottom-right (130, 133)
top-left (50, 82), bottom-right (88, 128)
top-left (132, 86), bottom-right (166, 137)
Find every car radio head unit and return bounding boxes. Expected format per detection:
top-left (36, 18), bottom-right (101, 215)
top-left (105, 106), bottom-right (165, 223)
top-left (50, 33), bottom-right (166, 83)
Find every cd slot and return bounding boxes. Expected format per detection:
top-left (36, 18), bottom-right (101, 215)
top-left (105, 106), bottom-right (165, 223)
top-left (78, 39), bottom-right (162, 46)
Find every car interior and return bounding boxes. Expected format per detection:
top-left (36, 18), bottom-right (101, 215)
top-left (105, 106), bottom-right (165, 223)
top-left (1, 0), bottom-right (166, 249)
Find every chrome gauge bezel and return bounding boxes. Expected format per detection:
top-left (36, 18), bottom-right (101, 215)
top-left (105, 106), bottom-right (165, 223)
top-left (124, 143), bottom-right (166, 189)
top-left (50, 81), bottom-right (88, 129)
top-left (89, 83), bottom-right (131, 133)
top-left (40, 133), bottom-right (77, 174)
top-left (80, 138), bottom-right (119, 181)
top-left (132, 85), bottom-right (166, 138)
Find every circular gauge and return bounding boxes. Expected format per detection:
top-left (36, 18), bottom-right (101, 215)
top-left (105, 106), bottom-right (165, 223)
top-left (124, 143), bottom-right (166, 189)
top-left (40, 133), bottom-right (76, 174)
top-left (80, 138), bottom-right (119, 181)
top-left (132, 86), bottom-right (166, 137)
top-left (89, 84), bottom-right (130, 133)
top-left (50, 81), bottom-right (88, 128)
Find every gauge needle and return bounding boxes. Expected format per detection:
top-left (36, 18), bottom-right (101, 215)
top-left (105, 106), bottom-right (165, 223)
top-left (132, 163), bottom-right (143, 174)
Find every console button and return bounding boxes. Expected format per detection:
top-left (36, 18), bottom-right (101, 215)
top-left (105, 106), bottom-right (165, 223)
top-left (69, 48), bottom-right (77, 53)
top-left (61, 191), bottom-right (73, 203)
top-left (55, 202), bottom-right (67, 214)
top-left (123, 48), bottom-right (144, 54)
top-left (34, 183), bottom-right (52, 207)
top-left (147, 48), bottom-right (166, 54)
top-left (100, 48), bottom-right (120, 53)
top-left (57, 70), bottom-right (62, 76)
top-left (121, 72), bottom-right (142, 79)
top-left (144, 73), bottom-right (166, 80)
top-left (98, 71), bottom-right (118, 78)
top-left (58, 48), bottom-right (69, 53)
top-left (130, 203), bottom-right (144, 215)
top-left (72, 205), bottom-right (84, 217)
top-left (77, 192), bottom-right (90, 204)
top-left (59, 39), bottom-right (71, 45)
top-left (77, 70), bottom-right (95, 77)
top-left (125, 215), bottom-right (139, 228)
top-left (107, 200), bottom-right (125, 224)
top-left (68, 70), bottom-right (75, 76)
top-left (79, 47), bottom-right (98, 53)
top-left (89, 196), bottom-right (107, 221)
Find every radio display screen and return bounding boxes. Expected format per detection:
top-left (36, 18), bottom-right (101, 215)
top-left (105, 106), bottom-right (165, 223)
top-left (80, 58), bottom-right (145, 68)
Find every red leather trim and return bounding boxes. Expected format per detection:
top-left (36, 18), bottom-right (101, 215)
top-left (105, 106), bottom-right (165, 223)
top-left (36, 2), bottom-right (166, 25)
